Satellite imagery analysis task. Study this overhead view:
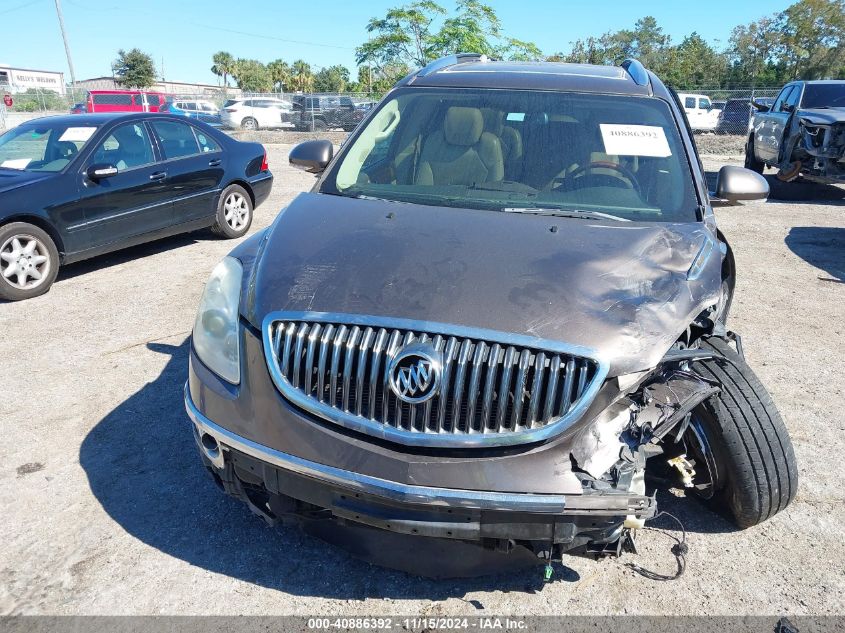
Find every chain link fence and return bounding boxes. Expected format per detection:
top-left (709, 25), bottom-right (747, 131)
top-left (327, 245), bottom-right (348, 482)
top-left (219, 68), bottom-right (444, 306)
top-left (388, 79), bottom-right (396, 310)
top-left (1, 84), bottom-right (785, 146)
top-left (678, 87), bottom-right (782, 137)
top-left (0, 85), bottom-right (382, 137)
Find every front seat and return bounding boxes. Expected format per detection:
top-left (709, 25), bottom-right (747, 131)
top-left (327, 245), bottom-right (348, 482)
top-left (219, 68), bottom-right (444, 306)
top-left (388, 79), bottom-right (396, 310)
top-left (482, 109), bottom-right (523, 180)
top-left (114, 129), bottom-right (150, 171)
top-left (415, 107), bottom-right (504, 186)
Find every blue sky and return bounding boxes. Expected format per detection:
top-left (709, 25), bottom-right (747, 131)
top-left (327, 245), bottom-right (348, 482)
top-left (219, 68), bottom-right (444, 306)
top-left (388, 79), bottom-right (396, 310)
top-left (2, 0), bottom-right (794, 85)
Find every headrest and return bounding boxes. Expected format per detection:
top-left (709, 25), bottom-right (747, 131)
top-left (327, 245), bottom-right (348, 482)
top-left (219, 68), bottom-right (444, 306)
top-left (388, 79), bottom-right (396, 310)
top-left (444, 107), bottom-right (483, 146)
top-left (118, 131), bottom-right (145, 153)
top-left (481, 108), bottom-right (504, 135)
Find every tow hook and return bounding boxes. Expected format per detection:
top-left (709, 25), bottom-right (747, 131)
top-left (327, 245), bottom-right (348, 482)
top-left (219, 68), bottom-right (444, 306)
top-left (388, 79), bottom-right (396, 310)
top-left (668, 454), bottom-right (697, 488)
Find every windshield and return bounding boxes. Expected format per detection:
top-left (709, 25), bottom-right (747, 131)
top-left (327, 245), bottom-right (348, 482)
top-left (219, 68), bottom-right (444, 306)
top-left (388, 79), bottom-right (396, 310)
top-left (321, 88), bottom-right (699, 222)
top-left (0, 122), bottom-right (98, 172)
top-left (801, 83), bottom-right (845, 109)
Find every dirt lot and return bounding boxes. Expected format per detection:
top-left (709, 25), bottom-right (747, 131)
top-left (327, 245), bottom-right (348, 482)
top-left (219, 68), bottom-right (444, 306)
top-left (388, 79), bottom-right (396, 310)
top-left (1, 145), bottom-right (843, 616)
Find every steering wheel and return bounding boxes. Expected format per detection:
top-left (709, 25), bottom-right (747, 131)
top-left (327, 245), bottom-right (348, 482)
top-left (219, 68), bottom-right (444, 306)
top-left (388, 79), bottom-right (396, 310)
top-left (562, 160), bottom-right (641, 196)
top-left (53, 140), bottom-right (79, 160)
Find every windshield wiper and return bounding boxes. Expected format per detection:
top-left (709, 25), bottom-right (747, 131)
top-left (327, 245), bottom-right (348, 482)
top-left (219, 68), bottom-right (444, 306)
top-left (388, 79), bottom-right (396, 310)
top-left (501, 207), bottom-right (629, 222)
top-left (326, 190), bottom-right (394, 203)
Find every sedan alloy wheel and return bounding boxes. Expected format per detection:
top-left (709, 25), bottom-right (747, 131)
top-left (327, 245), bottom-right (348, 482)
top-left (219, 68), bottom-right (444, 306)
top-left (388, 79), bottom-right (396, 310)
top-left (224, 193), bottom-right (250, 231)
top-left (0, 234), bottom-right (51, 290)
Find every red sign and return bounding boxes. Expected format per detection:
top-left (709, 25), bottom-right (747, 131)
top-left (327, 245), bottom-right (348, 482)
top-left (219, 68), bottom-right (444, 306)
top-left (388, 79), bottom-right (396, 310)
top-left (2, 94), bottom-right (11, 107)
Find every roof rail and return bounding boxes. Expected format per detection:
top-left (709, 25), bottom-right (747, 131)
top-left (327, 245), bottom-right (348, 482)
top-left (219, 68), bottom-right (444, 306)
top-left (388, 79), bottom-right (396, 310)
top-left (416, 52), bottom-right (490, 78)
top-left (621, 59), bottom-right (650, 87)
top-left (386, 53), bottom-right (493, 88)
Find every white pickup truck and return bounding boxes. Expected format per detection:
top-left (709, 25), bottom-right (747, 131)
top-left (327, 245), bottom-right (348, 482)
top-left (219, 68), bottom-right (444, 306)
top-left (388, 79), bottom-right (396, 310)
top-left (678, 92), bottom-right (719, 132)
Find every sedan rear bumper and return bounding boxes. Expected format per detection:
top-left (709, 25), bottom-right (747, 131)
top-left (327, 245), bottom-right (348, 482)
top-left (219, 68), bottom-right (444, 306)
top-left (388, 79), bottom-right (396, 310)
top-left (185, 384), bottom-right (655, 546)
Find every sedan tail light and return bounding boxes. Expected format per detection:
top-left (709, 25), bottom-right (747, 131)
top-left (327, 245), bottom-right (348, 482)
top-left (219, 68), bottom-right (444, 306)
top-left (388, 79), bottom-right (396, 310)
top-left (224, 108), bottom-right (237, 113)
top-left (260, 150), bottom-right (269, 172)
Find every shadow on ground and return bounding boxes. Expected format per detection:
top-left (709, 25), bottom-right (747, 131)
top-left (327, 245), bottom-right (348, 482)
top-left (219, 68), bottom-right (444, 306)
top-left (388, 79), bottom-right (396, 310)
top-left (55, 231), bottom-right (213, 283)
top-left (80, 339), bottom-right (731, 597)
top-left (785, 226), bottom-right (845, 283)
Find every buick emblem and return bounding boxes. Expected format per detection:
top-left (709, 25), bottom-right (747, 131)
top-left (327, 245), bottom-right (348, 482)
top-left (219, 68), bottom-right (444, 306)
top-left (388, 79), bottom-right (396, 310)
top-left (388, 343), bottom-right (442, 404)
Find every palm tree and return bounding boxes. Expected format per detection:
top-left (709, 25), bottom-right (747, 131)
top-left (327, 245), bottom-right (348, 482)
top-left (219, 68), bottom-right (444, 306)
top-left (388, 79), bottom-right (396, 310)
top-left (267, 59), bottom-right (291, 93)
top-left (291, 60), bottom-right (314, 92)
top-left (211, 51), bottom-right (235, 91)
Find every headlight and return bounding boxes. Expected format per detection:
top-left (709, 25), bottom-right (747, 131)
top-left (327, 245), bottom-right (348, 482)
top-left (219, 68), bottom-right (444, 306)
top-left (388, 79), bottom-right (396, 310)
top-left (193, 256), bottom-right (243, 384)
top-left (687, 235), bottom-right (715, 281)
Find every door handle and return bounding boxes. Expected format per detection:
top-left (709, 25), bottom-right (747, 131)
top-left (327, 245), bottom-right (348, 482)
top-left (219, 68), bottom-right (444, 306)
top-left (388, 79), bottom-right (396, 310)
top-left (149, 171), bottom-right (167, 181)
top-left (208, 159), bottom-right (222, 167)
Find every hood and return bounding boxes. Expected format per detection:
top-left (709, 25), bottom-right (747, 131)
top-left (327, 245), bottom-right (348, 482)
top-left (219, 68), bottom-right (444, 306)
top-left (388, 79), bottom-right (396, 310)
top-left (250, 193), bottom-right (720, 375)
top-left (0, 169), bottom-right (54, 195)
top-left (798, 107), bottom-right (845, 125)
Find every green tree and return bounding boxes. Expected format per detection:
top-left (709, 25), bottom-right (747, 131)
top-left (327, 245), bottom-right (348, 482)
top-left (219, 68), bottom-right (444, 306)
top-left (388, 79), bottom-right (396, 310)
top-left (231, 59), bottom-right (272, 92)
top-left (314, 65), bottom-right (351, 92)
top-left (350, 64), bottom-right (407, 94)
top-left (7, 88), bottom-right (65, 112)
top-left (562, 17), bottom-right (671, 71)
top-left (428, 0), bottom-right (501, 58)
top-left (112, 48), bottom-right (157, 89)
top-left (501, 38), bottom-right (543, 61)
top-left (356, 1), bottom-right (542, 74)
top-left (290, 60), bottom-right (314, 92)
top-left (777, 0), bottom-right (845, 79)
top-left (663, 33), bottom-right (728, 89)
top-left (561, 36), bottom-right (615, 65)
top-left (267, 59), bottom-right (291, 92)
top-left (727, 17), bottom-right (785, 86)
top-left (356, 1), bottom-right (446, 71)
top-left (211, 51), bottom-right (235, 89)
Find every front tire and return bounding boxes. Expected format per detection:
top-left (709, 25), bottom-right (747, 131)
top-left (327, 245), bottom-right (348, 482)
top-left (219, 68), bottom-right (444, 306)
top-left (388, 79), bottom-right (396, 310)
top-left (744, 136), bottom-right (764, 174)
top-left (0, 222), bottom-right (60, 301)
top-left (211, 185), bottom-right (253, 239)
top-left (689, 337), bottom-right (798, 528)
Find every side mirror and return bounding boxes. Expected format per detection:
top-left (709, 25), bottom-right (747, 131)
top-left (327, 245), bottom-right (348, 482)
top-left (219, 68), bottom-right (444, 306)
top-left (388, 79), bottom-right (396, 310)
top-left (86, 163), bottom-right (118, 180)
top-left (781, 102), bottom-right (794, 113)
top-left (751, 99), bottom-right (770, 113)
top-left (289, 139), bottom-right (333, 174)
top-left (712, 165), bottom-right (769, 202)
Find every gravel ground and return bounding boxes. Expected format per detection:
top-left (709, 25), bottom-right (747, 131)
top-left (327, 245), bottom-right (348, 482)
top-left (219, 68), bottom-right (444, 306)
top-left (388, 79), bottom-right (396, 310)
top-left (1, 145), bottom-right (843, 616)
top-left (695, 134), bottom-right (748, 155)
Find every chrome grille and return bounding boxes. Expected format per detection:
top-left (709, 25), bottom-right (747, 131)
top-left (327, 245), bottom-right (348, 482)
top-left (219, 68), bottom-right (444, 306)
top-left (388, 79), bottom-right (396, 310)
top-left (262, 313), bottom-right (607, 447)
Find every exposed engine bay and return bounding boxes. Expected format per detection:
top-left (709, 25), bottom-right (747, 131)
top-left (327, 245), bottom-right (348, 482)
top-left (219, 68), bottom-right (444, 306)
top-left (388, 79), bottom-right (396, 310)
top-left (795, 114), bottom-right (845, 182)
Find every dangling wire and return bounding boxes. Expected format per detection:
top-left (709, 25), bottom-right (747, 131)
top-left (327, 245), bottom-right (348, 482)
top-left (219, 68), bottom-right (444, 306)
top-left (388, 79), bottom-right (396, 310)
top-left (625, 511), bottom-right (688, 581)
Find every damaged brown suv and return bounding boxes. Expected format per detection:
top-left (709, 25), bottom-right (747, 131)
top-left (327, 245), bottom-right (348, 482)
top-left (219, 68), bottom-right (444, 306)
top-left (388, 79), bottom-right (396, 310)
top-left (185, 55), bottom-right (798, 576)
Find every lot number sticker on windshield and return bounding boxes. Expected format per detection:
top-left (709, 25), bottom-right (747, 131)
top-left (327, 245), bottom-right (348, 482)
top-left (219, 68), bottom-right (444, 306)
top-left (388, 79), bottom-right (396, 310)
top-left (1, 158), bottom-right (32, 169)
top-left (59, 127), bottom-right (97, 143)
top-left (600, 124), bottom-right (671, 157)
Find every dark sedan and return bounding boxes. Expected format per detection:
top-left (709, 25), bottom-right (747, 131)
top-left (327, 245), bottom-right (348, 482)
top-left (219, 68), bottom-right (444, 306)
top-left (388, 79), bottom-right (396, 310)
top-left (0, 112), bottom-right (272, 301)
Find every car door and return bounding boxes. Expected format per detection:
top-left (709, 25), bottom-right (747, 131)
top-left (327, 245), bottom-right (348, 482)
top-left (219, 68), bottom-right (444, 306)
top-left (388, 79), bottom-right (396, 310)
top-left (772, 84), bottom-right (802, 159)
top-left (147, 119), bottom-right (224, 223)
top-left (756, 85), bottom-right (794, 162)
top-left (239, 99), bottom-right (256, 126)
top-left (256, 100), bottom-right (282, 128)
top-left (76, 121), bottom-right (173, 248)
top-left (197, 102), bottom-right (219, 125)
top-left (681, 95), bottom-right (700, 128)
top-left (698, 97), bottom-right (717, 129)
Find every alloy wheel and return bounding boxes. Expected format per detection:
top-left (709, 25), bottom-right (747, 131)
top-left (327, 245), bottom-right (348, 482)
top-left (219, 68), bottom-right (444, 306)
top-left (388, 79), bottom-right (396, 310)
top-left (0, 234), bottom-right (51, 290)
top-left (223, 193), bottom-right (250, 231)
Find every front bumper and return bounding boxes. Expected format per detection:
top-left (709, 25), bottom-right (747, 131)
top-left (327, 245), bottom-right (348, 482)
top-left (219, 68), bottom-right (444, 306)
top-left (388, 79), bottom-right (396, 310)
top-left (185, 383), bottom-right (655, 546)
